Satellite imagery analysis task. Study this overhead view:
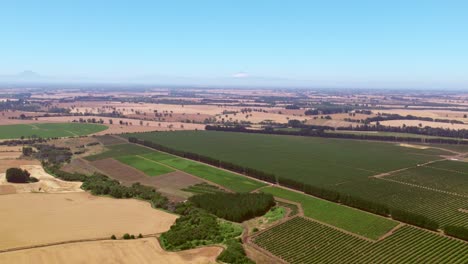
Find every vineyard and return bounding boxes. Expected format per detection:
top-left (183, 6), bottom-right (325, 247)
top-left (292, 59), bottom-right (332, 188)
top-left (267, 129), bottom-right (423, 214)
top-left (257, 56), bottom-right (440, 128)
top-left (253, 217), bottom-right (468, 264)
top-left (261, 187), bottom-right (398, 240)
top-left (124, 131), bottom-right (468, 228)
top-left (387, 161), bottom-right (468, 196)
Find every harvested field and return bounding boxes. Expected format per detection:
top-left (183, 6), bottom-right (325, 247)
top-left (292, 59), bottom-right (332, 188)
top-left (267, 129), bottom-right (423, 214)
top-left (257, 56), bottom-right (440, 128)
top-left (0, 165), bottom-right (83, 194)
top-left (0, 159), bottom-right (40, 173)
top-left (0, 238), bottom-right (222, 264)
top-left (305, 118), bottom-right (356, 128)
top-left (0, 151), bottom-right (22, 159)
top-left (376, 120), bottom-right (468, 130)
top-left (37, 116), bottom-right (205, 134)
top-left (0, 192), bottom-right (177, 250)
top-left (91, 158), bottom-right (149, 181)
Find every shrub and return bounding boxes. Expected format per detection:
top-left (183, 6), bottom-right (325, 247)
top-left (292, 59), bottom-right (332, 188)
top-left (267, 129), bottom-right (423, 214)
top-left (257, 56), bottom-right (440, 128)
top-left (6, 168), bottom-right (33, 183)
top-left (111, 234), bottom-right (116, 240)
top-left (217, 239), bottom-right (254, 264)
top-left (123, 233), bottom-right (131, 240)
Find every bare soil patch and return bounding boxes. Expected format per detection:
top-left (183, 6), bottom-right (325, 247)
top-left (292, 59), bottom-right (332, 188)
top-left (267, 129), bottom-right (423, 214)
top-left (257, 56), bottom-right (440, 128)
top-left (61, 158), bottom-right (101, 175)
top-left (0, 192), bottom-right (177, 250)
top-left (91, 158), bottom-right (200, 201)
top-left (0, 238), bottom-right (222, 264)
top-left (398, 143), bottom-right (429, 150)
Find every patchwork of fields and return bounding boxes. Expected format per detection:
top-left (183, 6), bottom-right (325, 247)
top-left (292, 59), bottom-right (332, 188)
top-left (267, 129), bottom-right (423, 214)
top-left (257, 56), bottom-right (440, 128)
top-left (253, 217), bottom-right (468, 264)
top-left (124, 131), bottom-right (468, 227)
top-left (0, 123), bottom-right (108, 139)
top-left (85, 143), bottom-right (265, 193)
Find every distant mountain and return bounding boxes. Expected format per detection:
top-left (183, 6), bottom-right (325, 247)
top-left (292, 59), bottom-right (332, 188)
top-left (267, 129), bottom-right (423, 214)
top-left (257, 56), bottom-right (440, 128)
top-left (16, 70), bottom-right (41, 79)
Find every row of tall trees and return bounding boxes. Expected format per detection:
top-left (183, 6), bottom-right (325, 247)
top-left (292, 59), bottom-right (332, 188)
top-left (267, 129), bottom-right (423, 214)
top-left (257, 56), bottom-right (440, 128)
top-left (205, 124), bottom-right (468, 143)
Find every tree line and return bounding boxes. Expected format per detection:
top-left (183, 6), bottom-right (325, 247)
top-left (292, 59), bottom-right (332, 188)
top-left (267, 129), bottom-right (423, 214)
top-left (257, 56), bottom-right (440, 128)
top-left (45, 164), bottom-right (169, 209)
top-left (205, 124), bottom-right (468, 144)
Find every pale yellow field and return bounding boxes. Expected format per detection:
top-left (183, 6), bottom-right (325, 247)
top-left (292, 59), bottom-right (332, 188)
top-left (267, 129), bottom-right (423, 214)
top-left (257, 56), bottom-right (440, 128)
top-left (380, 109), bottom-right (468, 122)
top-left (0, 192), bottom-right (177, 250)
top-left (0, 238), bottom-right (221, 264)
top-left (0, 165), bottom-right (83, 194)
top-left (376, 120), bottom-right (468, 130)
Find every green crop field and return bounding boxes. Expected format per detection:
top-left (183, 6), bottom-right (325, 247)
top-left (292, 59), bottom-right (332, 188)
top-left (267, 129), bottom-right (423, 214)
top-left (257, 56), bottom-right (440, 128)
top-left (85, 142), bottom-right (264, 192)
top-left (115, 155), bottom-right (175, 176)
top-left (261, 187), bottom-right (398, 240)
top-left (254, 217), bottom-right (468, 264)
top-left (388, 161), bottom-right (468, 196)
top-left (141, 152), bottom-right (266, 193)
top-left (123, 131), bottom-right (448, 186)
top-left (85, 143), bottom-right (154, 161)
top-left (0, 123), bottom-right (107, 139)
top-left (124, 131), bottom-right (468, 227)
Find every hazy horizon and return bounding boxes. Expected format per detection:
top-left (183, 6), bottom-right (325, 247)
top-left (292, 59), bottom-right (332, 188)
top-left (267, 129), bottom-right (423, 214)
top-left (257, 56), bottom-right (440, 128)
top-left (1, 1), bottom-right (468, 90)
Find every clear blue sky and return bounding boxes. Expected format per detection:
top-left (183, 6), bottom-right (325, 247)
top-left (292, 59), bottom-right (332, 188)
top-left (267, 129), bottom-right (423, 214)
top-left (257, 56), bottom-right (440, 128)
top-left (1, 1), bottom-right (467, 88)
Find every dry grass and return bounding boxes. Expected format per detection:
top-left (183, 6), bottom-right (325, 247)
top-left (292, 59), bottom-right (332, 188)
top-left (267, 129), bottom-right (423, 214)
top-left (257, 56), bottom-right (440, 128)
top-left (0, 165), bottom-right (83, 194)
top-left (0, 192), bottom-right (177, 250)
top-left (377, 120), bottom-right (468, 130)
top-left (0, 238), bottom-right (222, 264)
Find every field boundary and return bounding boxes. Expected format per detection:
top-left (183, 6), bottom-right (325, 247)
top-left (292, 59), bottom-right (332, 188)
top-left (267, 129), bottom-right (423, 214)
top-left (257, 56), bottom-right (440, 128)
top-left (0, 233), bottom-right (162, 254)
top-left (136, 155), bottom-right (234, 192)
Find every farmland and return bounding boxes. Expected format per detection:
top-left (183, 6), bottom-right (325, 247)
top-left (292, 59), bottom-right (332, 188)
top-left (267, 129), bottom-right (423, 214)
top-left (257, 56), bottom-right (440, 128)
top-left (123, 131), bottom-right (448, 186)
top-left (124, 131), bottom-right (468, 227)
top-left (0, 192), bottom-right (177, 250)
top-left (387, 160), bottom-right (468, 196)
top-left (85, 143), bottom-right (154, 161)
top-left (0, 238), bottom-right (222, 264)
top-left (0, 123), bottom-right (108, 139)
top-left (253, 217), bottom-right (468, 264)
top-left (260, 187), bottom-right (398, 240)
top-left (85, 143), bottom-right (265, 193)
top-left (115, 155), bottom-right (175, 176)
